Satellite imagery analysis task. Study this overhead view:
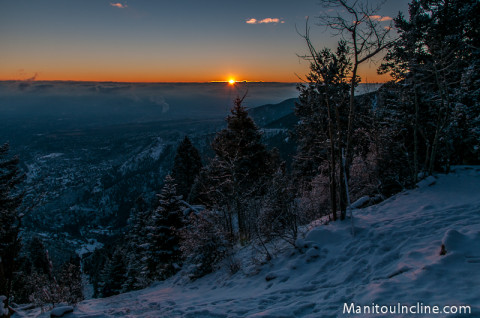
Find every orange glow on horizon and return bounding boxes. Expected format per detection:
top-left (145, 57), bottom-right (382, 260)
top-left (0, 67), bottom-right (392, 83)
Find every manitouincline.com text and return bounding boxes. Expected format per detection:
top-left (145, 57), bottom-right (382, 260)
top-left (343, 302), bottom-right (472, 315)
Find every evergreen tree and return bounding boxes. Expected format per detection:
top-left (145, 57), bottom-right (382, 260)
top-left (259, 163), bottom-right (297, 245)
top-left (27, 237), bottom-right (50, 275)
top-left (380, 0), bottom-right (480, 172)
top-left (179, 208), bottom-right (230, 279)
top-left (0, 143), bottom-right (24, 308)
top-left (193, 97), bottom-right (278, 240)
top-left (100, 248), bottom-right (126, 298)
top-left (172, 136), bottom-right (202, 201)
top-left (123, 196), bottom-right (151, 291)
top-left (211, 97), bottom-right (275, 185)
top-left (142, 175), bottom-right (184, 280)
top-left (293, 42), bottom-right (352, 221)
top-left (82, 243), bottom-right (115, 298)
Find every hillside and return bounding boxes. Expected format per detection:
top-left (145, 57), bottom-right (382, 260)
top-left (19, 166), bottom-right (480, 317)
top-left (249, 98), bottom-right (297, 127)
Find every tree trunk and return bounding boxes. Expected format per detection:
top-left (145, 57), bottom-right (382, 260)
top-left (413, 84), bottom-right (419, 183)
top-left (325, 91), bottom-right (338, 221)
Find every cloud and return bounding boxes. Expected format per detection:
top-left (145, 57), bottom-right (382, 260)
top-left (369, 15), bottom-right (392, 22)
top-left (246, 18), bottom-right (284, 24)
top-left (110, 2), bottom-right (127, 9)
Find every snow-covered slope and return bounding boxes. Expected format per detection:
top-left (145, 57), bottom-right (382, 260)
top-left (23, 166), bottom-right (480, 317)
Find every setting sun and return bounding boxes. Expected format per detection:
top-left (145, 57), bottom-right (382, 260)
top-left (229, 79), bottom-right (236, 85)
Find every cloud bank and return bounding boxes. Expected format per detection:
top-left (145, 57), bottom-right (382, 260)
top-left (246, 18), bottom-right (284, 24)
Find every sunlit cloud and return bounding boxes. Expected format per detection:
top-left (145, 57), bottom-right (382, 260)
top-left (246, 18), bottom-right (284, 24)
top-left (369, 15), bottom-right (392, 22)
top-left (110, 2), bottom-right (127, 9)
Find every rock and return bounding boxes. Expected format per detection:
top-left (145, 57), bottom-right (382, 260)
top-left (306, 247), bottom-right (320, 260)
top-left (50, 306), bottom-right (74, 317)
top-left (416, 176), bottom-right (436, 188)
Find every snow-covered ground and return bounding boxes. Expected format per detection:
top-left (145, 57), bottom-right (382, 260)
top-left (18, 166), bottom-right (480, 317)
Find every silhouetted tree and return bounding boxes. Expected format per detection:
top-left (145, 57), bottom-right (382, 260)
top-left (294, 41), bottom-right (351, 221)
top-left (193, 97), bottom-right (278, 240)
top-left (172, 136), bottom-right (202, 201)
top-left (380, 0), bottom-right (480, 172)
top-left (297, 0), bottom-right (393, 219)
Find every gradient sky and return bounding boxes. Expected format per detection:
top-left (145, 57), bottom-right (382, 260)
top-left (1, 0), bottom-right (409, 83)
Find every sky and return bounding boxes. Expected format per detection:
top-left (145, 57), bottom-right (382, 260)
top-left (0, 0), bottom-right (409, 83)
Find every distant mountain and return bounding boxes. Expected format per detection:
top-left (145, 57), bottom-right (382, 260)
top-left (263, 112), bottom-right (297, 129)
top-left (250, 85), bottom-right (382, 130)
top-left (250, 98), bottom-right (297, 127)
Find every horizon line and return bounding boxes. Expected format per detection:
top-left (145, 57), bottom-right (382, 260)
top-left (0, 79), bottom-right (387, 85)
top-left (0, 79), bottom-right (296, 84)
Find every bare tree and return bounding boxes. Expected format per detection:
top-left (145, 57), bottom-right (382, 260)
top-left (298, 0), bottom-right (394, 219)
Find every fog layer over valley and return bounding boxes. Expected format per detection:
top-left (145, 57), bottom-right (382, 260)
top-left (0, 81), bottom-right (298, 134)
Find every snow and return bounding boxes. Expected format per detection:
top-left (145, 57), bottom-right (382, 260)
top-left (416, 175), bottom-right (437, 188)
top-left (75, 239), bottom-right (104, 258)
top-left (17, 166), bottom-right (480, 317)
top-left (39, 153), bottom-right (64, 160)
top-left (119, 138), bottom-right (164, 174)
top-left (0, 296), bottom-right (7, 316)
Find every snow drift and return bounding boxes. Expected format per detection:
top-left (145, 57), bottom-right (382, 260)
top-left (18, 166), bottom-right (480, 317)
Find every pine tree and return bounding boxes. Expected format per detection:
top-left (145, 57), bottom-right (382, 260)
top-left (380, 0), bottom-right (480, 172)
top-left (211, 97), bottom-right (275, 185)
top-left (27, 237), bottom-right (50, 275)
top-left (172, 136), bottom-right (202, 201)
top-left (142, 175), bottom-right (184, 280)
top-left (0, 143), bottom-right (24, 309)
top-left (196, 97), bottom-right (277, 240)
top-left (259, 163), bottom-right (297, 245)
top-left (123, 196), bottom-right (151, 291)
top-left (179, 208), bottom-right (230, 279)
top-left (100, 248), bottom-right (126, 298)
top-left (293, 42), bottom-right (352, 221)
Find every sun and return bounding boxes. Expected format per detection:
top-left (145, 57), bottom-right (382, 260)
top-left (228, 79), bottom-right (236, 85)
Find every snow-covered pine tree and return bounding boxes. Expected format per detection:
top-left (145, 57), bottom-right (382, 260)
top-left (143, 175), bottom-right (184, 280)
top-left (180, 208), bottom-right (230, 279)
top-left (0, 143), bottom-right (24, 309)
top-left (193, 97), bottom-right (278, 240)
top-left (99, 248), bottom-right (126, 298)
top-left (380, 0), bottom-right (480, 173)
top-left (172, 136), bottom-right (202, 201)
top-left (123, 196), bottom-right (152, 291)
top-left (259, 163), bottom-right (297, 245)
